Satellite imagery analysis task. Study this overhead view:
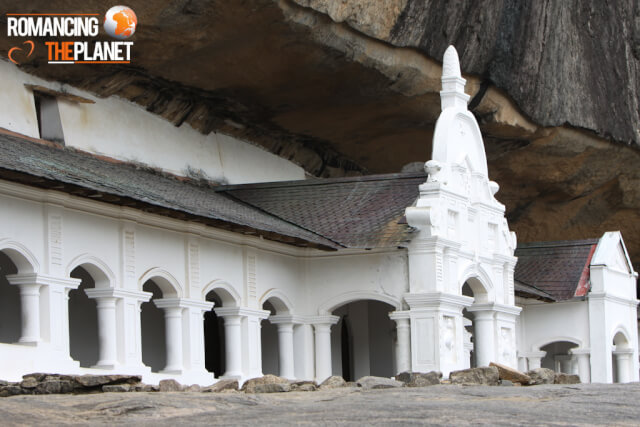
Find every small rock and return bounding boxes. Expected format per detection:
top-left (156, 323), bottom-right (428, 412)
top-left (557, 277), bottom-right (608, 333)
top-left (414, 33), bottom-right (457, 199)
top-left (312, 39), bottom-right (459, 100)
top-left (319, 376), bottom-right (346, 389)
top-left (526, 368), bottom-right (556, 385)
top-left (356, 376), bottom-right (403, 390)
top-left (500, 380), bottom-right (514, 386)
top-left (202, 379), bottom-right (239, 393)
top-left (74, 375), bottom-right (142, 388)
top-left (554, 373), bottom-right (580, 384)
top-left (242, 375), bottom-right (289, 393)
top-left (102, 384), bottom-right (131, 392)
top-left (133, 384), bottom-right (157, 392)
top-left (0, 385), bottom-right (24, 397)
top-left (490, 362), bottom-right (531, 385)
top-left (20, 378), bottom-right (38, 389)
top-left (0, 381), bottom-right (8, 387)
top-left (251, 383), bottom-right (290, 393)
top-left (22, 373), bottom-right (48, 382)
top-left (158, 379), bottom-right (183, 392)
top-left (290, 381), bottom-right (317, 392)
top-left (449, 367), bottom-right (500, 386)
top-left (34, 380), bottom-right (74, 395)
top-left (185, 384), bottom-right (201, 392)
top-left (395, 371), bottom-right (442, 387)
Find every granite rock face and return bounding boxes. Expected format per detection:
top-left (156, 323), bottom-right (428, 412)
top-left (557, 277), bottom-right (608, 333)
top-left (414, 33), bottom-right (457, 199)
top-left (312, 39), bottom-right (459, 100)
top-left (395, 371), bottom-right (442, 387)
top-left (319, 376), bottom-right (347, 389)
top-left (490, 362), bottom-right (530, 385)
top-left (242, 375), bottom-right (290, 393)
top-left (356, 376), bottom-right (404, 390)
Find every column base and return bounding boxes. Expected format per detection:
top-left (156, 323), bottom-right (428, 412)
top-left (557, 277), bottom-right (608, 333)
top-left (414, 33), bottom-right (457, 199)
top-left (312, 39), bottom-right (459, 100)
top-left (17, 338), bottom-right (40, 346)
top-left (160, 368), bottom-right (184, 375)
top-left (91, 363), bottom-right (118, 370)
top-left (220, 373), bottom-right (242, 380)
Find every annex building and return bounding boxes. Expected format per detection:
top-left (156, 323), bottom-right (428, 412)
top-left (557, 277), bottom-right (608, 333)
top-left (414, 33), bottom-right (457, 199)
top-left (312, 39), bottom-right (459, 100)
top-left (0, 47), bottom-right (637, 385)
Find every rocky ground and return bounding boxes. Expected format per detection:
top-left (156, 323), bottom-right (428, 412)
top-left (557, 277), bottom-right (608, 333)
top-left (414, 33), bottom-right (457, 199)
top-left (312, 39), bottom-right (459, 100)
top-left (0, 382), bottom-right (639, 426)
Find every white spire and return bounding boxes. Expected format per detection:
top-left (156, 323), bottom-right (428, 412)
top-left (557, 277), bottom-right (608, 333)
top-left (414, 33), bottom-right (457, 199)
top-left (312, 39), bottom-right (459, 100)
top-left (440, 45), bottom-right (469, 110)
top-left (442, 45), bottom-right (462, 78)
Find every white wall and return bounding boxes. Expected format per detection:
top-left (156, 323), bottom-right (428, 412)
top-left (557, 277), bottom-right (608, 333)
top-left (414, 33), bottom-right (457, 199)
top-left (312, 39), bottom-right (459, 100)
top-left (0, 59), bottom-right (305, 185)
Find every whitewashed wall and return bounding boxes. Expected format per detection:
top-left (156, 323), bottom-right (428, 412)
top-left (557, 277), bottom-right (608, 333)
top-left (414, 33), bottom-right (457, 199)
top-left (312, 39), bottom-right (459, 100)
top-left (0, 60), bottom-right (305, 184)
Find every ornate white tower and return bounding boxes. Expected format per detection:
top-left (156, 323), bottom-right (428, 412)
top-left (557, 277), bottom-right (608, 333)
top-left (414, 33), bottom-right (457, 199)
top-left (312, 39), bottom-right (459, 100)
top-left (404, 46), bottom-right (520, 375)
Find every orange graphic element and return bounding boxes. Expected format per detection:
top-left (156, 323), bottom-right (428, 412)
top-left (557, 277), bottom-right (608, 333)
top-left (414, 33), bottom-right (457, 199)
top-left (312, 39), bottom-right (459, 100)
top-left (8, 40), bottom-right (34, 64)
top-left (112, 9), bottom-right (137, 37)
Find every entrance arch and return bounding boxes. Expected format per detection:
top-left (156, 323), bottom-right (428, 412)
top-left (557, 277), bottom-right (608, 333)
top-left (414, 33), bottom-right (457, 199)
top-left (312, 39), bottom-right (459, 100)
top-left (539, 340), bottom-right (579, 374)
top-left (203, 282), bottom-right (241, 378)
top-left (68, 265), bottom-right (104, 367)
top-left (0, 251), bottom-right (23, 344)
top-left (462, 277), bottom-right (493, 367)
top-left (612, 329), bottom-right (632, 383)
top-left (330, 299), bottom-right (396, 381)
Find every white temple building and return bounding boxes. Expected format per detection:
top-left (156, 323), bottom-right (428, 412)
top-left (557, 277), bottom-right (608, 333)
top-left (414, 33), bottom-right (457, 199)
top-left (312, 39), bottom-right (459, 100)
top-left (0, 46), bottom-right (637, 385)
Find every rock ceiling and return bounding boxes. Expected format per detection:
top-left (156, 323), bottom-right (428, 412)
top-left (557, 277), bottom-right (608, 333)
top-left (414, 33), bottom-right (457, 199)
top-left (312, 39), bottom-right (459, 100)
top-left (1, 0), bottom-right (639, 278)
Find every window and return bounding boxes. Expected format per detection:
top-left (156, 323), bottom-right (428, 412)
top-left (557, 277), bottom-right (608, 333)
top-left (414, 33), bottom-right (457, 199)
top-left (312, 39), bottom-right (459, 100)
top-left (34, 91), bottom-right (65, 144)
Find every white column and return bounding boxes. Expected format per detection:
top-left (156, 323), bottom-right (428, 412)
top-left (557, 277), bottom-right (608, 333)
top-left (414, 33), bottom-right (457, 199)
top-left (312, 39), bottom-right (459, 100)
top-left (154, 299), bottom-right (185, 373)
top-left (525, 351), bottom-right (546, 370)
top-left (312, 315), bottom-right (339, 383)
top-left (17, 283), bottom-right (42, 345)
top-left (389, 311), bottom-right (411, 374)
top-left (120, 290), bottom-right (151, 368)
top-left (614, 349), bottom-right (633, 383)
top-left (468, 309), bottom-right (495, 367)
top-left (85, 290), bottom-right (119, 368)
top-left (215, 308), bottom-right (243, 378)
top-left (295, 323), bottom-right (316, 381)
top-left (276, 323), bottom-right (295, 380)
top-left (571, 349), bottom-right (591, 383)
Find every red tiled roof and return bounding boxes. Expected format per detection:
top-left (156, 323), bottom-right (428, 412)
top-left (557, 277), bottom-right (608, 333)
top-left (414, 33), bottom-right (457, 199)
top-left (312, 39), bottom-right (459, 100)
top-left (514, 239), bottom-right (599, 301)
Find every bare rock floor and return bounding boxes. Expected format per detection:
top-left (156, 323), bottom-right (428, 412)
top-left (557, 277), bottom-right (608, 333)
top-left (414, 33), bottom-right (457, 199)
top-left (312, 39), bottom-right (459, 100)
top-left (1, 383), bottom-right (639, 426)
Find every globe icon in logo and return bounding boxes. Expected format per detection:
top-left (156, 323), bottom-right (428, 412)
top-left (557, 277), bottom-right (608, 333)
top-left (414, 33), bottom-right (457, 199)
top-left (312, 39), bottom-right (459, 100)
top-left (104, 6), bottom-right (137, 39)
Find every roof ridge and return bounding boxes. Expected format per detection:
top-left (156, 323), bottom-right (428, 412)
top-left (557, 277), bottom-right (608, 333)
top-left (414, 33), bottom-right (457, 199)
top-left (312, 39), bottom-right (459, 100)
top-left (517, 238), bottom-right (600, 249)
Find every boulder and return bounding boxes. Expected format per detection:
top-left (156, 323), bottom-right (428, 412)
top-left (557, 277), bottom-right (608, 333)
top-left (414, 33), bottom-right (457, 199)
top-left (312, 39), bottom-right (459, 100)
top-left (554, 373), bottom-right (581, 384)
top-left (489, 362), bottom-right (531, 385)
top-left (102, 384), bottom-right (132, 392)
top-left (133, 384), bottom-right (158, 392)
top-left (449, 367), bottom-right (500, 386)
top-left (319, 376), bottom-right (346, 389)
top-left (242, 375), bottom-right (289, 393)
top-left (20, 378), bottom-right (38, 389)
top-left (252, 383), bottom-right (290, 393)
top-left (158, 379), bottom-right (183, 392)
top-left (0, 385), bottom-right (25, 397)
top-left (202, 379), bottom-right (239, 393)
top-left (185, 384), bottom-right (201, 392)
top-left (74, 375), bottom-right (141, 388)
top-left (395, 371), bottom-right (441, 387)
top-left (289, 381), bottom-right (317, 392)
top-left (356, 376), bottom-right (404, 390)
top-left (21, 373), bottom-right (49, 382)
top-left (526, 368), bottom-right (556, 385)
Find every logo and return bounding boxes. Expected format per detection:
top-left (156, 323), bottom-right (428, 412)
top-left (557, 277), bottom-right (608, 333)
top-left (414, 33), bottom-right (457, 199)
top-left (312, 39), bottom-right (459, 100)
top-left (103, 6), bottom-right (137, 40)
top-left (8, 40), bottom-right (34, 64)
top-left (6, 6), bottom-right (137, 65)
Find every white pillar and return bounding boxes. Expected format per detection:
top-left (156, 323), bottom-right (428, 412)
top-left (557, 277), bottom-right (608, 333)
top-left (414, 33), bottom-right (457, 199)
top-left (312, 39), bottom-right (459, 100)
top-left (571, 349), bottom-right (591, 383)
top-left (215, 308), bottom-right (243, 379)
top-left (276, 323), bottom-right (295, 380)
top-left (312, 315), bottom-right (339, 383)
top-left (389, 311), bottom-right (411, 374)
top-left (525, 351), bottom-right (546, 370)
top-left (154, 299), bottom-right (185, 373)
top-left (468, 308), bottom-right (495, 367)
top-left (614, 349), bottom-right (633, 383)
top-left (17, 283), bottom-right (42, 345)
top-left (295, 323), bottom-right (315, 381)
top-left (120, 290), bottom-right (151, 368)
top-left (85, 290), bottom-right (119, 368)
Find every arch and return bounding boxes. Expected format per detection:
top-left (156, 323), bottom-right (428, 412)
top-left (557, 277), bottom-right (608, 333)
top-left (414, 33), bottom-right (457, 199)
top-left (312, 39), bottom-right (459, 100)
top-left (139, 268), bottom-right (182, 298)
top-left (318, 290), bottom-right (402, 314)
top-left (259, 289), bottom-right (294, 314)
top-left (459, 263), bottom-right (494, 303)
top-left (202, 280), bottom-right (240, 307)
top-left (612, 326), bottom-right (631, 349)
top-left (0, 239), bottom-right (39, 273)
top-left (532, 336), bottom-right (583, 352)
top-left (66, 254), bottom-right (116, 289)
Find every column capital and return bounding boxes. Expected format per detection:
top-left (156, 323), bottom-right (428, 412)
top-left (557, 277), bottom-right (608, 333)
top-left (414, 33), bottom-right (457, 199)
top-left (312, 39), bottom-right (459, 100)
top-left (154, 297), bottom-right (213, 311)
top-left (404, 292), bottom-right (473, 311)
top-left (309, 315), bottom-right (340, 327)
top-left (268, 314), bottom-right (300, 325)
top-left (214, 307), bottom-right (269, 320)
top-left (6, 273), bottom-right (80, 289)
top-left (521, 350), bottom-right (547, 359)
top-left (466, 302), bottom-right (521, 316)
top-left (613, 348), bottom-right (635, 356)
top-left (570, 348), bottom-right (591, 356)
top-left (389, 310), bottom-right (410, 321)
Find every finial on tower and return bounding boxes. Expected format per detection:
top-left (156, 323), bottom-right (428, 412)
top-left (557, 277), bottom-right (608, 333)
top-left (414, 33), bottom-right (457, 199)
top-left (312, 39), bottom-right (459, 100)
top-left (442, 45), bottom-right (462, 78)
top-left (440, 45), bottom-right (470, 110)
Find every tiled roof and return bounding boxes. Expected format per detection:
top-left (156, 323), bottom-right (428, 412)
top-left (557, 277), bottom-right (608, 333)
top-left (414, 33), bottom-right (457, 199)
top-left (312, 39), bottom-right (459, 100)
top-left (514, 239), bottom-right (599, 301)
top-left (216, 173), bottom-right (424, 248)
top-left (514, 280), bottom-right (556, 302)
top-left (0, 130), bottom-right (340, 250)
